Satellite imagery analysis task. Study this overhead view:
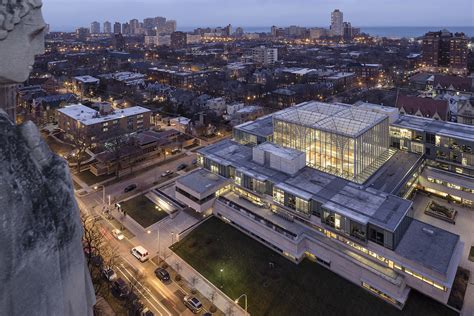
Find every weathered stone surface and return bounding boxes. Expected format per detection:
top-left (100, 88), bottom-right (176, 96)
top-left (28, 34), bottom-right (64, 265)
top-left (0, 111), bottom-right (95, 315)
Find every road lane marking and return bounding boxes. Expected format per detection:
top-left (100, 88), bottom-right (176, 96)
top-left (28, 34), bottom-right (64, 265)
top-left (117, 264), bottom-right (173, 316)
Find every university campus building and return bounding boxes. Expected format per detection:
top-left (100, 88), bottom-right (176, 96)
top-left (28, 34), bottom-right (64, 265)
top-left (175, 101), bottom-right (471, 309)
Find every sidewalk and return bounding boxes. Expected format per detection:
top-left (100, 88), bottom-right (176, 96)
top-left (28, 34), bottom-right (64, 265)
top-left (165, 253), bottom-right (246, 316)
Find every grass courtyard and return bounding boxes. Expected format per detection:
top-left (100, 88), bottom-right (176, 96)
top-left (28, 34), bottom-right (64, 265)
top-left (120, 195), bottom-right (169, 228)
top-left (171, 217), bottom-right (458, 316)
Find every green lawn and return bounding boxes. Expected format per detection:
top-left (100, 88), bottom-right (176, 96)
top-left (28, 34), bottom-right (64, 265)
top-left (172, 217), bottom-right (458, 316)
top-left (121, 195), bottom-right (169, 228)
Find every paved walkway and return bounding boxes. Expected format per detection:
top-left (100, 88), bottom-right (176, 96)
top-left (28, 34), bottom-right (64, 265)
top-left (165, 252), bottom-right (246, 316)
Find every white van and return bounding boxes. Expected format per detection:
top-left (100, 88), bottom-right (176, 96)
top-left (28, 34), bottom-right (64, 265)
top-left (131, 246), bottom-right (149, 262)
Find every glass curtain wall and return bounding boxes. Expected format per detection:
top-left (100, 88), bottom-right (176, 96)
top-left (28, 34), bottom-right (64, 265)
top-left (273, 118), bottom-right (389, 182)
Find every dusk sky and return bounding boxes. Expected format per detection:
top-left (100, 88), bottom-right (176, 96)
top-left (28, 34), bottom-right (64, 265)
top-left (44, 0), bottom-right (474, 31)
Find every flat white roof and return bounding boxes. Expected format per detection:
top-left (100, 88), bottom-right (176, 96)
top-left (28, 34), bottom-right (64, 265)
top-left (74, 75), bottom-right (99, 84)
top-left (58, 104), bottom-right (150, 126)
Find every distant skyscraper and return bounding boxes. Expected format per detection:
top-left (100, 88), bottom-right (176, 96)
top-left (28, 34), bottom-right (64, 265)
top-left (103, 21), bottom-right (112, 34)
top-left (162, 20), bottom-right (177, 34)
top-left (271, 25), bottom-right (277, 37)
top-left (76, 27), bottom-right (90, 41)
top-left (113, 22), bottom-right (121, 34)
top-left (235, 27), bottom-right (244, 37)
top-left (122, 22), bottom-right (130, 35)
top-left (224, 24), bottom-right (232, 36)
top-left (130, 19), bottom-right (140, 35)
top-left (171, 31), bottom-right (187, 49)
top-left (143, 17), bottom-right (156, 31)
top-left (252, 46), bottom-right (278, 65)
top-left (330, 9), bottom-right (343, 36)
top-left (90, 21), bottom-right (100, 34)
top-left (154, 16), bottom-right (166, 28)
top-left (422, 30), bottom-right (468, 73)
top-left (112, 33), bottom-right (126, 51)
top-left (343, 22), bottom-right (352, 40)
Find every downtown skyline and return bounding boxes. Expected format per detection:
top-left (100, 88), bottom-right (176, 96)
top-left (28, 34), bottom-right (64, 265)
top-left (44, 0), bottom-right (474, 32)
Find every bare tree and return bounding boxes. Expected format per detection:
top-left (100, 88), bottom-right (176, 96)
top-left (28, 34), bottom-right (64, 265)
top-left (81, 213), bottom-right (118, 295)
top-left (104, 129), bottom-right (132, 179)
top-left (71, 129), bottom-right (94, 172)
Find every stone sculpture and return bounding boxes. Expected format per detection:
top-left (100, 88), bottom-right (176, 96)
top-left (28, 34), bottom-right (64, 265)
top-left (0, 1), bottom-right (96, 315)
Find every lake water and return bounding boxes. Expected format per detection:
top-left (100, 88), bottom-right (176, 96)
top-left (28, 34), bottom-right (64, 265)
top-left (178, 26), bottom-right (474, 38)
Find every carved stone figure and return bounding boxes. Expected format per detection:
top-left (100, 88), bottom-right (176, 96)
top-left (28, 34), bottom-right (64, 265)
top-left (0, 1), bottom-right (96, 315)
top-left (0, 0), bottom-right (47, 119)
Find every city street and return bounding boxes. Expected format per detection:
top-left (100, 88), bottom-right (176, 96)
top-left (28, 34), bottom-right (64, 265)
top-left (77, 151), bottom-right (197, 208)
top-left (77, 189), bottom-right (208, 315)
top-left (74, 150), bottom-right (209, 315)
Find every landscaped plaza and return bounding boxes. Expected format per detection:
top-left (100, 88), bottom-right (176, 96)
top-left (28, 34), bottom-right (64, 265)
top-left (172, 217), bottom-right (457, 316)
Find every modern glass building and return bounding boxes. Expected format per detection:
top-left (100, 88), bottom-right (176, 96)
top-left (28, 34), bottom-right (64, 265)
top-left (175, 101), bottom-right (464, 309)
top-left (273, 102), bottom-right (391, 183)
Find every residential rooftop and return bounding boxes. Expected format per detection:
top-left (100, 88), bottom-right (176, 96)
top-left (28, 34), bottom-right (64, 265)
top-left (57, 104), bottom-right (150, 126)
top-left (74, 75), bottom-right (99, 84)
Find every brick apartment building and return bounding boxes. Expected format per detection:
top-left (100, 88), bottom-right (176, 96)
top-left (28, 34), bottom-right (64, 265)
top-left (57, 103), bottom-right (151, 144)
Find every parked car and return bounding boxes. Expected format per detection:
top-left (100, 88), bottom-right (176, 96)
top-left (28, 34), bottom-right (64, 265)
top-left (154, 268), bottom-right (170, 283)
top-left (111, 228), bottom-right (125, 240)
top-left (131, 246), bottom-right (149, 262)
top-left (176, 163), bottom-right (187, 171)
top-left (183, 295), bottom-right (203, 314)
top-left (161, 170), bottom-right (172, 177)
top-left (124, 184), bottom-right (137, 193)
top-left (101, 267), bottom-right (117, 281)
top-left (112, 278), bottom-right (129, 298)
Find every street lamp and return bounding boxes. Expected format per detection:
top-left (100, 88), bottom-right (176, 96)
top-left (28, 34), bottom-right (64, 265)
top-left (148, 229), bottom-right (161, 259)
top-left (219, 268), bottom-right (224, 288)
top-left (235, 294), bottom-right (248, 315)
top-left (94, 185), bottom-right (105, 206)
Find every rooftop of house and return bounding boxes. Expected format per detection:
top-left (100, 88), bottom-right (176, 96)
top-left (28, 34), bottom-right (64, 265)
top-left (73, 75), bottom-right (99, 84)
top-left (58, 104), bottom-right (150, 126)
top-left (396, 95), bottom-right (449, 121)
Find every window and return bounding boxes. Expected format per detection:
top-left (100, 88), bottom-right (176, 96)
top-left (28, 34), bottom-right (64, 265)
top-left (369, 227), bottom-right (385, 246)
top-left (273, 188), bottom-right (285, 205)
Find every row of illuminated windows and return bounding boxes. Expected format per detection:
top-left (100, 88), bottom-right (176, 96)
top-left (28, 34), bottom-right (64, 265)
top-left (233, 180), bottom-right (449, 293)
top-left (295, 215), bottom-right (448, 292)
top-left (427, 177), bottom-right (474, 193)
top-left (361, 282), bottom-right (402, 307)
top-left (332, 231), bottom-right (447, 292)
